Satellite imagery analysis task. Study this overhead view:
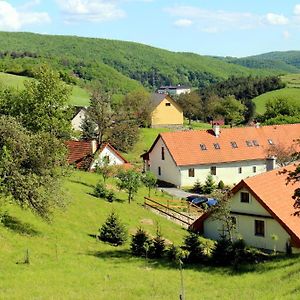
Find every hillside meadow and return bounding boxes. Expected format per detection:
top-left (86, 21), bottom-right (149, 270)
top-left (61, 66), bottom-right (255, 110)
top-left (0, 170), bottom-right (299, 300)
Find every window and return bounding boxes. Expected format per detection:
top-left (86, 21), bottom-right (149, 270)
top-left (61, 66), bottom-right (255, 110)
top-left (253, 140), bottom-right (259, 146)
top-left (253, 166), bottom-right (257, 173)
top-left (268, 139), bottom-right (274, 145)
top-left (240, 192), bottom-right (250, 203)
top-left (210, 166), bottom-right (216, 175)
top-left (158, 167), bottom-right (161, 176)
top-left (255, 220), bottom-right (265, 237)
top-left (161, 147), bottom-right (165, 160)
top-left (200, 144), bottom-right (207, 151)
top-left (188, 168), bottom-right (195, 177)
top-left (213, 143), bottom-right (220, 150)
top-left (165, 102), bottom-right (171, 106)
top-left (231, 141), bottom-right (238, 148)
top-left (238, 167), bottom-right (242, 174)
top-left (246, 140), bottom-right (253, 147)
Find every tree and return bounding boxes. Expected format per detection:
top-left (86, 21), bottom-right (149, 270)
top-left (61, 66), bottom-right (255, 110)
top-left (80, 116), bottom-right (97, 140)
top-left (99, 211), bottom-right (127, 246)
top-left (142, 171), bottom-right (157, 197)
top-left (116, 169), bottom-right (141, 203)
top-left (95, 157), bottom-right (114, 185)
top-left (19, 65), bottom-right (72, 138)
top-left (202, 174), bottom-right (216, 194)
top-left (130, 227), bottom-right (151, 257)
top-left (177, 91), bottom-right (201, 125)
top-left (285, 162), bottom-right (300, 216)
top-left (0, 116), bottom-right (67, 220)
top-left (266, 142), bottom-right (299, 167)
top-left (183, 231), bottom-right (203, 263)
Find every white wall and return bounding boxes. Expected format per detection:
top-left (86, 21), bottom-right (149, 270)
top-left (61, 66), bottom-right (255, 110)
top-left (71, 109), bottom-right (86, 131)
top-left (180, 160), bottom-right (267, 187)
top-left (148, 138), bottom-right (181, 186)
top-left (91, 146), bottom-right (125, 169)
top-left (203, 190), bottom-right (293, 252)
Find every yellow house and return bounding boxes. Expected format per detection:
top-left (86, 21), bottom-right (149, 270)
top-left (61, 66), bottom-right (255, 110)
top-left (150, 93), bottom-right (183, 127)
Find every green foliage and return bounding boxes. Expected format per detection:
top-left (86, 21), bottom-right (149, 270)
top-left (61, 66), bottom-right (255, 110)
top-left (177, 91), bottom-right (202, 124)
top-left (212, 237), bottom-right (234, 266)
top-left (183, 231), bottom-right (204, 263)
top-left (192, 179), bottom-right (203, 194)
top-left (217, 180), bottom-right (225, 190)
top-left (80, 116), bottom-right (97, 140)
top-left (94, 182), bottom-right (108, 198)
top-left (116, 169), bottom-right (141, 203)
top-left (130, 227), bottom-right (151, 257)
top-left (99, 211), bottom-right (127, 246)
top-left (148, 227), bottom-right (166, 259)
top-left (202, 174), bottom-right (216, 194)
top-left (0, 116), bottom-right (67, 219)
top-left (142, 171), bottom-right (157, 197)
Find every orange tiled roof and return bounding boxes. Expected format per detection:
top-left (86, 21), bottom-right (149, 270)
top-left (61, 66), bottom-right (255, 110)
top-left (65, 140), bottom-right (94, 170)
top-left (153, 124), bottom-right (300, 166)
top-left (233, 164), bottom-right (300, 247)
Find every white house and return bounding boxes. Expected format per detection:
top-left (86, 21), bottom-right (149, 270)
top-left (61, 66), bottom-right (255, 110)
top-left (71, 106), bottom-right (87, 131)
top-left (157, 85), bottom-right (191, 95)
top-left (190, 164), bottom-right (300, 253)
top-left (141, 123), bottom-right (300, 187)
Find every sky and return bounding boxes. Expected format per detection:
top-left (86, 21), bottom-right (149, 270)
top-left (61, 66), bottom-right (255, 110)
top-left (2, 0), bottom-right (300, 57)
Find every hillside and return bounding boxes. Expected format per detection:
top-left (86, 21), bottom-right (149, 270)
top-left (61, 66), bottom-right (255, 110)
top-left (0, 170), bottom-right (299, 299)
top-left (0, 72), bottom-right (90, 106)
top-left (0, 32), bottom-right (282, 95)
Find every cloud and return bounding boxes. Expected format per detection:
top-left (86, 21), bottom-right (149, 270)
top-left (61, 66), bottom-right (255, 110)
top-left (0, 0), bottom-right (50, 31)
top-left (57, 0), bottom-right (126, 23)
top-left (265, 13), bottom-right (289, 25)
top-left (294, 4), bottom-right (300, 15)
top-left (174, 19), bottom-right (192, 27)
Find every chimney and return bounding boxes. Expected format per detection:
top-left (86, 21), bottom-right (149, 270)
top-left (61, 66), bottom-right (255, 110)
top-left (266, 156), bottom-right (276, 171)
top-left (91, 140), bottom-right (97, 154)
top-left (212, 123), bottom-right (220, 137)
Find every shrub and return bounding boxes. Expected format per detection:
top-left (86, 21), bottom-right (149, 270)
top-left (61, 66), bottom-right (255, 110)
top-left (212, 237), bottom-right (234, 266)
top-left (131, 228), bottom-right (151, 257)
top-left (94, 182), bottom-right (108, 198)
top-left (202, 174), bottom-right (216, 194)
top-left (183, 231), bottom-right (204, 263)
top-left (167, 244), bottom-right (188, 263)
top-left (149, 228), bottom-right (165, 258)
top-left (106, 190), bottom-right (116, 202)
top-left (192, 179), bottom-right (203, 194)
top-left (99, 212), bottom-right (127, 246)
top-left (217, 180), bottom-right (225, 190)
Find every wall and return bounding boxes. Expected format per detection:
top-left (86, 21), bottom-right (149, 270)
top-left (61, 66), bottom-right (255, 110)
top-left (180, 160), bottom-right (267, 187)
top-left (203, 189), bottom-right (292, 252)
top-left (151, 98), bottom-right (183, 126)
top-left (71, 109), bottom-right (86, 131)
top-left (148, 137), bottom-right (181, 186)
top-left (91, 146), bottom-right (124, 169)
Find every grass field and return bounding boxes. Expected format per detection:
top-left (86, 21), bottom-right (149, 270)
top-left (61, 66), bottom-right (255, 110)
top-left (0, 72), bottom-right (90, 106)
top-left (0, 170), bottom-right (299, 299)
top-left (253, 87), bottom-right (300, 114)
top-left (281, 74), bottom-right (300, 88)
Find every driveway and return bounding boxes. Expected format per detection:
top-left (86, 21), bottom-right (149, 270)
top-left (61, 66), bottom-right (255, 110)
top-left (159, 187), bottom-right (197, 199)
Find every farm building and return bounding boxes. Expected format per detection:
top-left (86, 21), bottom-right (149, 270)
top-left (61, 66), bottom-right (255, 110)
top-left (156, 85), bottom-right (191, 95)
top-left (190, 164), bottom-right (300, 253)
top-left (141, 123), bottom-right (300, 186)
top-left (71, 106), bottom-right (87, 131)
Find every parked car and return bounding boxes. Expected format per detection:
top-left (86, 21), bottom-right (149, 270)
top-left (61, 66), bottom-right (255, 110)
top-left (191, 196), bottom-right (209, 206)
top-left (186, 194), bottom-right (201, 202)
top-left (188, 195), bottom-right (218, 208)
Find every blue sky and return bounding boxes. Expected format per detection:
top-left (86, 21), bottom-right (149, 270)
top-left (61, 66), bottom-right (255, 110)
top-left (1, 0), bottom-right (300, 57)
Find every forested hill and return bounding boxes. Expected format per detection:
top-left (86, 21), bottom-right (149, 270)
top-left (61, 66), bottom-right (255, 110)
top-left (0, 31), bottom-right (285, 94)
top-left (223, 51), bottom-right (300, 73)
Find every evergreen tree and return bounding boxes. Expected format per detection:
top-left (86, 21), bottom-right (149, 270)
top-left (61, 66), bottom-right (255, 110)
top-left (149, 226), bottom-right (165, 258)
top-left (99, 212), bottom-right (127, 246)
top-left (130, 228), bottom-right (151, 257)
top-left (183, 231), bottom-right (203, 263)
top-left (203, 174), bottom-right (216, 194)
top-left (80, 115), bottom-right (97, 140)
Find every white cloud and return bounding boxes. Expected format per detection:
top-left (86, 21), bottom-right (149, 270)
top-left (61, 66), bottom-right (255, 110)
top-left (57, 0), bottom-right (126, 23)
top-left (266, 13), bottom-right (289, 25)
top-left (294, 4), bottom-right (300, 15)
top-left (174, 19), bottom-right (192, 27)
top-left (0, 1), bottom-right (50, 31)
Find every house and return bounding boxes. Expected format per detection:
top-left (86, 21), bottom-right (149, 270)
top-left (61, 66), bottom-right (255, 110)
top-left (65, 140), bottom-right (131, 170)
top-left (71, 106), bottom-right (87, 131)
top-left (141, 123), bottom-right (300, 187)
top-left (150, 93), bottom-right (184, 127)
top-left (157, 85), bottom-right (191, 95)
top-left (190, 164), bottom-right (300, 253)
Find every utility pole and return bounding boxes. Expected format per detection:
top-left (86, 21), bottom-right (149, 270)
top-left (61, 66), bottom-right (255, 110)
top-left (179, 259), bottom-right (185, 300)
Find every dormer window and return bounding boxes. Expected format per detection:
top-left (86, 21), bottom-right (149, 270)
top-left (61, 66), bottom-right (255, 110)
top-left (252, 140), bottom-right (259, 146)
top-left (246, 140), bottom-right (253, 147)
top-left (213, 143), bottom-right (220, 150)
top-left (231, 141), bottom-right (238, 148)
top-left (200, 144), bottom-right (207, 151)
top-left (268, 139), bottom-right (274, 145)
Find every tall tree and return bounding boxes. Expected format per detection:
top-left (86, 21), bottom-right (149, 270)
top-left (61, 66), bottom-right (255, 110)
top-left (177, 91), bottom-right (201, 125)
top-left (286, 163), bottom-right (300, 216)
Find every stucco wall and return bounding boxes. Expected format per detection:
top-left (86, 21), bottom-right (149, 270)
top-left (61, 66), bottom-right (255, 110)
top-left (148, 137), bottom-right (181, 186)
top-left (203, 190), bottom-right (292, 252)
top-left (180, 160), bottom-right (267, 187)
top-left (71, 109), bottom-right (86, 131)
top-left (151, 98), bottom-right (183, 126)
top-left (91, 146), bottom-right (124, 169)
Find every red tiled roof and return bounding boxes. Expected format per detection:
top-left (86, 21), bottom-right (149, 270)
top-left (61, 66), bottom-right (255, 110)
top-left (147, 124), bottom-right (300, 166)
top-left (65, 140), bottom-right (94, 170)
top-left (232, 164), bottom-right (300, 247)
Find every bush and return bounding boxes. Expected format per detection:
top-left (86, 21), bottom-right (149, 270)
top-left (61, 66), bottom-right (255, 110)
top-left (148, 228), bottom-right (165, 258)
top-left (217, 180), bottom-right (225, 190)
top-left (212, 237), bottom-right (234, 266)
top-left (167, 244), bottom-right (188, 263)
top-left (192, 180), bottom-right (203, 194)
top-left (131, 228), bottom-right (151, 257)
top-left (183, 231), bottom-right (204, 263)
top-left (202, 174), bottom-right (216, 194)
top-left (94, 182), bottom-right (107, 198)
top-left (99, 212), bottom-right (127, 246)
top-left (106, 190), bottom-right (116, 202)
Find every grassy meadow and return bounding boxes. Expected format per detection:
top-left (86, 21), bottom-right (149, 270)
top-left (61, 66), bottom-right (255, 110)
top-left (0, 170), bottom-right (300, 300)
top-left (0, 72), bottom-right (90, 106)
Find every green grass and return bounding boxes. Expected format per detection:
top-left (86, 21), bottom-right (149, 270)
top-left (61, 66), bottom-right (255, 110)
top-left (0, 72), bottom-right (90, 106)
top-left (253, 87), bottom-right (300, 114)
top-left (281, 74), bottom-right (300, 88)
top-left (1, 170), bottom-right (300, 299)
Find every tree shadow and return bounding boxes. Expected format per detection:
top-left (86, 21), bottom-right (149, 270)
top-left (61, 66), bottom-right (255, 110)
top-left (1, 214), bottom-right (40, 236)
top-left (87, 249), bottom-right (133, 262)
top-left (87, 193), bottom-right (126, 203)
top-left (69, 179), bottom-right (94, 189)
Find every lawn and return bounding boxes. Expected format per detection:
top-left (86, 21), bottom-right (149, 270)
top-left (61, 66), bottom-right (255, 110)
top-left (253, 87), bottom-right (300, 115)
top-left (281, 74), bottom-right (300, 88)
top-left (0, 72), bottom-right (90, 106)
top-left (0, 170), bottom-right (299, 300)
